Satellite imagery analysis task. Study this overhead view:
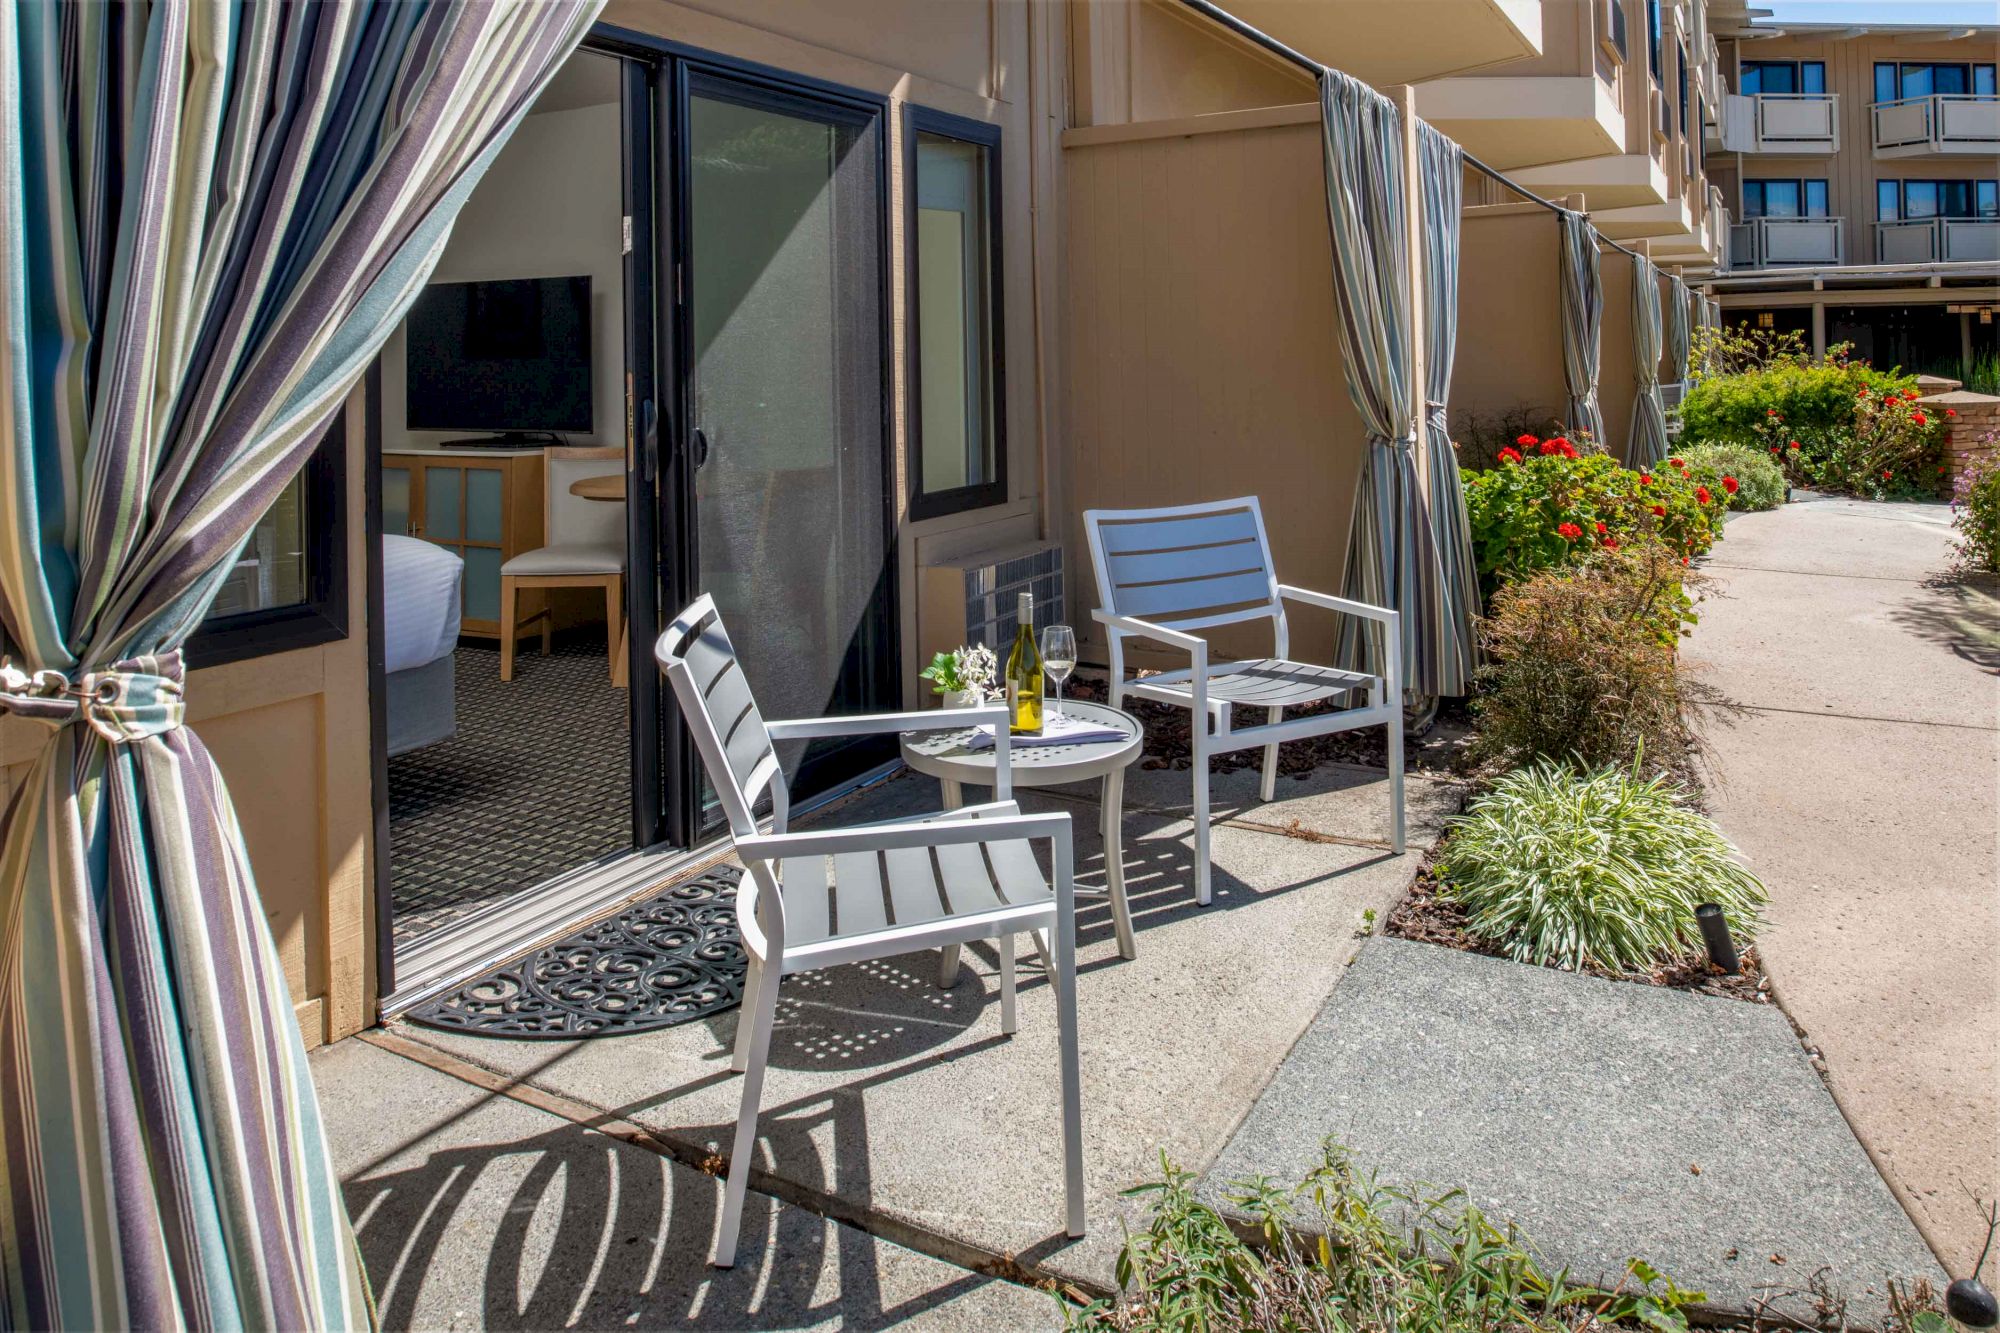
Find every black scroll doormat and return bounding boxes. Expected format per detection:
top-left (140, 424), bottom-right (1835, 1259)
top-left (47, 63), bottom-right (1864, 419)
top-left (406, 867), bottom-right (747, 1039)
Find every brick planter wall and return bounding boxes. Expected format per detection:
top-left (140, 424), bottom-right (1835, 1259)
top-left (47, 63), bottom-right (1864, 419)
top-left (1916, 390), bottom-right (2000, 487)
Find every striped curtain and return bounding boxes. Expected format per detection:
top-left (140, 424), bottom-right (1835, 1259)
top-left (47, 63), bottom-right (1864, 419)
top-left (1665, 272), bottom-right (1692, 390)
top-left (1415, 122), bottom-right (1477, 696)
top-left (0, 4), bottom-right (600, 1329)
top-left (1318, 68), bottom-right (1433, 697)
top-left (1628, 255), bottom-right (1669, 468)
top-left (1558, 211), bottom-right (1606, 447)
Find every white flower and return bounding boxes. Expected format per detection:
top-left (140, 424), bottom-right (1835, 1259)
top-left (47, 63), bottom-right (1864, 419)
top-left (957, 644), bottom-right (998, 700)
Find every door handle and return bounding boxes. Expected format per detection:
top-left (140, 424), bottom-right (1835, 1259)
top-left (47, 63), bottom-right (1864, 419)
top-left (640, 397), bottom-right (658, 484)
top-left (692, 427), bottom-right (711, 470)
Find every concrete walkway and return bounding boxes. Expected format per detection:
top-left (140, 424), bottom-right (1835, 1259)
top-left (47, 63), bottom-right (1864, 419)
top-left (1684, 494), bottom-right (2000, 1274)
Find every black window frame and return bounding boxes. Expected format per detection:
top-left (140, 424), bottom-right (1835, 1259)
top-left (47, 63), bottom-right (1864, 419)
top-left (1741, 59), bottom-right (1825, 97)
top-left (1742, 177), bottom-right (1829, 219)
top-left (1875, 60), bottom-right (1997, 103)
top-left (1647, 0), bottom-right (1662, 81)
top-left (903, 104), bottom-right (1008, 522)
top-left (1877, 177), bottom-right (2000, 221)
top-left (185, 410), bottom-right (349, 668)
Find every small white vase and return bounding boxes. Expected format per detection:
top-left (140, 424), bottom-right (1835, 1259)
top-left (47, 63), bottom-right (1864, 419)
top-left (941, 690), bottom-right (974, 710)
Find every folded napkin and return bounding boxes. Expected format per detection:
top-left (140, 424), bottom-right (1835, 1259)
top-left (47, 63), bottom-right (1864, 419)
top-left (965, 710), bottom-right (1124, 750)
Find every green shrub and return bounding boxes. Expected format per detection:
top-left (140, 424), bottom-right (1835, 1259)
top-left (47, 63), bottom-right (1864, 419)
top-left (1473, 544), bottom-right (1707, 775)
top-left (1679, 355), bottom-right (1910, 458)
top-left (1951, 443), bottom-right (2000, 574)
top-left (1463, 440), bottom-right (1719, 597)
top-left (1065, 1142), bottom-right (1704, 1332)
top-left (1743, 382), bottom-right (1949, 499)
top-left (1438, 761), bottom-right (1767, 975)
top-left (1680, 442), bottom-right (1786, 512)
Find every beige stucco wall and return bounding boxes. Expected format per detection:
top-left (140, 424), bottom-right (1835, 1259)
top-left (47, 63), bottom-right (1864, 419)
top-left (1451, 202), bottom-right (1572, 446)
top-left (1060, 114), bottom-right (1369, 668)
top-left (0, 388), bottom-right (376, 1050)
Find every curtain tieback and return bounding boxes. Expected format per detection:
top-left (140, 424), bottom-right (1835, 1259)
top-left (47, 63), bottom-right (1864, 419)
top-left (0, 651), bottom-right (187, 741)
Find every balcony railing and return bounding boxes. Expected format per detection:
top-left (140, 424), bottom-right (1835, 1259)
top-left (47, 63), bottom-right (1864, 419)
top-left (1875, 217), bottom-right (2000, 265)
top-left (1729, 216), bottom-right (1844, 270)
top-left (1718, 92), bottom-right (1840, 153)
top-left (1871, 94), bottom-right (2000, 156)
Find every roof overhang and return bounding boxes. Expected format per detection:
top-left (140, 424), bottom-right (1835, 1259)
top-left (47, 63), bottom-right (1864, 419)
top-left (1414, 75), bottom-right (1624, 169)
top-left (1219, 0), bottom-right (1543, 86)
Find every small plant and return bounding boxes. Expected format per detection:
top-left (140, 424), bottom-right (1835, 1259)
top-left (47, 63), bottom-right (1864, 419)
top-left (918, 644), bottom-right (998, 701)
top-left (1064, 1142), bottom-right (1705, 1332)
top-left (1438, 760), bottom-right (1767, 975)
top-left (1952, 441), bottom-right (2000, 575)
top-left (1463, 445), bottom-right (1718, 598)
top-left (1680, 442), bottom-right (1786, 512)
top-left (1473, 544), bottom-right (1712, 776)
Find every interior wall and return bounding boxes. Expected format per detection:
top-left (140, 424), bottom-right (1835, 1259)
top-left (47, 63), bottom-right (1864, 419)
top-left (1449, 202), bottom-right (1571, 455)
top-left (0, 387), bottom-right (376, 1050)
top-left (1061, 119), bottom-right (1367, 668)
top-left (380, 98), bottom-right (624, 453)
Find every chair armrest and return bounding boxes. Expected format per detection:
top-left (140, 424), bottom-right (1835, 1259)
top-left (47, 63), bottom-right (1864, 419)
top-left (765, 706), bottom-right (1009, 741)
top-left (1276, 584), bottom-right (1399, 626)
top-left (1090, 610), bottom-right (1208, 658)
top-left (736, 808), bottom-right (1072, 861)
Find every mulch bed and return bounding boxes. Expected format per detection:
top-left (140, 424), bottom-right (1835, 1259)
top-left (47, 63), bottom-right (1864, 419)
top-left (1063, 671), bottom-right (1477, 780)
top-left (1385, 844), bottom-right (1773, 1006)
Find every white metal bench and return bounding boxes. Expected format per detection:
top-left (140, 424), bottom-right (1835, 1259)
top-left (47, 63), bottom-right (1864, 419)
top-left (1083, 497), bottom-right (1405, 905)
top-left (656, 595), bottom-right (1085, 1267)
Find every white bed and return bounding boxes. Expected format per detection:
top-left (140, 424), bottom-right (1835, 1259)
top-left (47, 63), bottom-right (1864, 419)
top-left (383, 535), bottom-right (463, 755)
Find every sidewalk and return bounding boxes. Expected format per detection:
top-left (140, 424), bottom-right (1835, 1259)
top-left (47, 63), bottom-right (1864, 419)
top-left (1684, 494), bottom-right (2000, 1274)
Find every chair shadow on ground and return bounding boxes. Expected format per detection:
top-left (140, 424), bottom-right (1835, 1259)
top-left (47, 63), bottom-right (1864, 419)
top-left (343, 1092), bottom-right (1034, 1331)
top-left (1895, 575), bottom-right (2000, 675)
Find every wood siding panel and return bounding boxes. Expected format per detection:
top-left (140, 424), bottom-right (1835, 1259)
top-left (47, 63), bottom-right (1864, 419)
top-left (1061, 122), bottom-right (1366, 668)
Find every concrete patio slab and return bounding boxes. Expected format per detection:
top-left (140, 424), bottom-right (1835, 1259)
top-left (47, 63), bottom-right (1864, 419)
top-left (1689, 497), bottom-right (1999, 1274)
top-left (1202, 938), bottom-right (1946, 1322)
top-left (312, 1038), bottom-right (1061, 1330)
top-left (387, 775), bottom-right (1453, 1295)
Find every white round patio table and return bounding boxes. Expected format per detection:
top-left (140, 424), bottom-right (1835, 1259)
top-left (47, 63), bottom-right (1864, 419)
top-left (900, 700), bottom-right (1142, 980)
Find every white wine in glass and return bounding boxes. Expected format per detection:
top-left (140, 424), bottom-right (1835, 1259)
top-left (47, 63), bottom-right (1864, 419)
top-left (1042, 624), bottom-right (1077, 718)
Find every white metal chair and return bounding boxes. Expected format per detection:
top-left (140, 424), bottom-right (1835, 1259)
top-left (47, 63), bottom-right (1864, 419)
top-left (1082, 496), bottom-right (1404, 906)
top-left (656, 595), bottom-right (1085, 1268)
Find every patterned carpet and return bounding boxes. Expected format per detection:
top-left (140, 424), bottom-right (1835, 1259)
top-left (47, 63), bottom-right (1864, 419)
top-left (388, 636), bottom-right (631, 946)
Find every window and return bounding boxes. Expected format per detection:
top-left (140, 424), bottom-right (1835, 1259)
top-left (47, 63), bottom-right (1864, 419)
top-left (1678, 41), bottom-right (1690, 134)
top-left (1875, 61), bottom-right (1998, 103)
top-left (187, 410), bottom-right (349, 667)
top-left (1647, 0), bottom-right (1662, 80)
top-left (1878, 178), bottom-right (2000, 221)
top-left (1743, 179), bottom-right (1829, 219)
top-left (1741, 60), bottom-right (1826, 96)
top-left (1603, 0), bottom-right (1628, 63)
top-left (905, 107), bottom-right (1005, 520)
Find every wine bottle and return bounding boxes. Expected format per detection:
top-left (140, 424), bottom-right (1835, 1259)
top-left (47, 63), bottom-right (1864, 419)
top-left (1005, 591), bottom-right (1044, 736)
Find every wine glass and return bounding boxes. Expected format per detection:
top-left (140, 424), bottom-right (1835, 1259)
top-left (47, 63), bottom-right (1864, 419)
top-left (1042, 624), bottom-right (1077, 719)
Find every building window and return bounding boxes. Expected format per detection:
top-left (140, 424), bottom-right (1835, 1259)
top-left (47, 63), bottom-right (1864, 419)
top-left (186, 411), bottom-right (349, 667)
top-left (1678, 41), bottom-right (1690, 134)
top-left (1743, 179), bottom-right (1829, 219)
top-left (1878, 179), bottom-right (2000, 221)
top-left (1603, 0), bottom-right (1628, 63)
top-left (1647, 0), bottom-right (1662, 81)
top-left (905, 107), bottom-right (1005, 520)
top-left (1875, 61), bottom-right (1998, 103)
top-left (1741, 60), bottom-right (1826, 96)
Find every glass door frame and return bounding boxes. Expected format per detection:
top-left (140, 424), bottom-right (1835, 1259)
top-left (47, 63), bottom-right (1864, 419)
top-left (596, 24), bottom-right (901, 847)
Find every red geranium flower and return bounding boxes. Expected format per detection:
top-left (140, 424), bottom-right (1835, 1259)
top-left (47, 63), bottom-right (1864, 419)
top-left (1594, 521), bottom-right (1607, 535)
top-left (1639, 472), bottom-right (1654, 485)
top-left (1906, 390), bottom-right (1922, 401)
top-left (1497, 446), bottom-right (1523, 464)
top-left (1695, 485), bottom-right (1712, 504)
top-left (1539, 439), bottom-right (1562, 455)
top-left (1882, 470), bottom-right (1893, 481)
top-left (1788, 441), bottom-right (1801, 450)
top-left (1912, 411), bottom-right (1928, 426)
top-left (1651, 504), bottom-right (1666, 517)
top-left (1946, 408), bottom-right (1958, 418)
top-left (1669, 456), bottom-right (1685, 470)
top-left (1603, 536), bottom-right (1619, 549)
top-left (1769, 445), bottom-right (1781, 453)
top-left (1766, 408), bottom-right (1780, 417)
top-left (1557, 521), bottom-right (1583, 540)
top-left (1721, 476), bottom-right (1739, 495)
top-left (1516, 433), bottom-right (1540, 448)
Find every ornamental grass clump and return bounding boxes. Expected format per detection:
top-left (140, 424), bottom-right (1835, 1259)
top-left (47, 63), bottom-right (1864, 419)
top-left (1473, 543), bottom-right (1710, 776)
top-left (1680, 442), bottom-right (1786, 512)
top-left (1439, 761), bottom-right (1767, 975)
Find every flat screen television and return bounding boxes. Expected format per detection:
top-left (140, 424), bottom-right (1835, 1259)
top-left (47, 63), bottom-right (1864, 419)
top-left (405, 276), bottom-right (592, 442)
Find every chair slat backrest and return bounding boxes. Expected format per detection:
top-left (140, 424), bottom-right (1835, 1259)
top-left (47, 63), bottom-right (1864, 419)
top-left (655, 596), bottom-right (780, 841)
top-left (1084, 498), bottom-right (1282, 632)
